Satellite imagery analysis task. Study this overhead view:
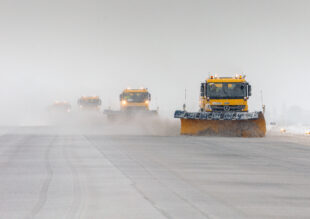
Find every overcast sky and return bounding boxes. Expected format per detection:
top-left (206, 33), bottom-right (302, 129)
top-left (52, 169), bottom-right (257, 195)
top-left (0, 0), bottom-right (309, 124)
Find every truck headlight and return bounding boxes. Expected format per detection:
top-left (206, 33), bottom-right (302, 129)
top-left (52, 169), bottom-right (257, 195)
top-left (122, 100), bottom-right (127, 105)
top-left (145, 100), bottom-right (149, 104)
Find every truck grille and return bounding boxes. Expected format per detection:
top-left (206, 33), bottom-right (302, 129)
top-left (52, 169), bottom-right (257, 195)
top-left (210, 105), bottom-right (245, 112)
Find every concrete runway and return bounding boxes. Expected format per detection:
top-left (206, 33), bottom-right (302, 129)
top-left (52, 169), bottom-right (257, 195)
top-left (0, 126), bottom-right (310, 219)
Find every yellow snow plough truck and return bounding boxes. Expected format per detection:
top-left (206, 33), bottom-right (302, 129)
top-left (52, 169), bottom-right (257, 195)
top-left (174, 75), bottom-right (266, 137)
top-left (78, 96), bottom-right (102, 111)
top-left (104, 88), bottom-right (157, 119)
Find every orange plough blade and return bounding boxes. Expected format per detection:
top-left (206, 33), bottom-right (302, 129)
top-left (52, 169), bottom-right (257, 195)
top-left (177, 112), bottom-right (266, 137)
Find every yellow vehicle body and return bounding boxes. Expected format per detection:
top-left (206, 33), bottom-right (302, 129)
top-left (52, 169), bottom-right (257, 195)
top-left (200, 77), bottom-right (249, 112)
top-left (104, 88), bottom-right (157, 120)
top-left (78, 96), bottom-right (102, 110)
top-left (120, 88), bottom-right (150, 111)
top-left (49, 101), bottom-right (71, 113)
top-left (175, 75), bottom-right (266, 137)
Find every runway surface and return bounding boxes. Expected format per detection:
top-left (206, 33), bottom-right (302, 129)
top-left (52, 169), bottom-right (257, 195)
top-left (0, 126), bottom-right (309, 219)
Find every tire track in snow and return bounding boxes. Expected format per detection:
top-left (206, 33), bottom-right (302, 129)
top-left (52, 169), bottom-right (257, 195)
top-left (26, 136), bottom-right (56, 219)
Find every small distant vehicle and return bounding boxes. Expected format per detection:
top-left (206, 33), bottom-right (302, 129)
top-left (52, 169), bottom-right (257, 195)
top-left (174, 75), bottom-right (266, 137)
top-left (280, 128), bottom-right (287, 134)
top-left (78, 96), bottom-right (102, 111)
top-left (104, 88), bottom-right (157, 119)
top-left (48, 101), bottom-right (71, 113)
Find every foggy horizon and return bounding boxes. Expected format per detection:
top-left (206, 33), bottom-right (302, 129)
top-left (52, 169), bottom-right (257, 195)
top-left (1, 0), bottom-right (310, 125)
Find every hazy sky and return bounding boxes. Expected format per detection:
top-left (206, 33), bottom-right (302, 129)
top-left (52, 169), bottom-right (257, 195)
top-left (0, 0), bottom-right (310, 124)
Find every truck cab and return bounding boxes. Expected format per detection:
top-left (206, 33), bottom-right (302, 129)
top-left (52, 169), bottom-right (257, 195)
top-left (120, 88), bottom-right (151, 111)
top-left (78, 96), bottom-right (102, 110)
top-left (49, 101), bottom-right (71, 113)
top-left (199, 75), bottom-right (251, 112)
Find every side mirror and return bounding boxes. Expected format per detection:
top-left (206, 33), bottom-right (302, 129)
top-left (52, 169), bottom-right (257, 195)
top-left (149, 93), bottom-right (151, 101)
top-left (200, 83), bottom-right (206, 97)
top-left (248, 84), bottom-right (252, 96)
top-left (119, 94), bottom-right (122, 101)
top-left (98, 99), bottom-right (102, 105)
top-left (200, 83), bottom-right (204, 97)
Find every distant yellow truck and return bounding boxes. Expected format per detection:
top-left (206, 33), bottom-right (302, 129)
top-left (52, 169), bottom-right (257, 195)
top-left (120, 88), bottom-right (151, 111)
top-left (78, 96), bottom-right (102, 111)
top-left (104, 88), bottom-right (157, 119)
top-left (48, 101), bottom-right (71, 113)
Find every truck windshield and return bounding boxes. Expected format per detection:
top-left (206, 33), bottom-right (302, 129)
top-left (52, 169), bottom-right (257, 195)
top-left (207, 83), bottom-right (246, 99)
top-left (80, 99), bottom-right (101, 105)
top-left (123, 92), bottom-right (149, 102)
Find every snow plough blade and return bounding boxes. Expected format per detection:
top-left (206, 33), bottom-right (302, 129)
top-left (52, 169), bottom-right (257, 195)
top-left (174, 111), bottom-right (266, 137)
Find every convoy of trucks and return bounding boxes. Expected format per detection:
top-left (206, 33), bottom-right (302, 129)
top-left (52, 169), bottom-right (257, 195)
top-left (48, 75), bottom-right (271, 137)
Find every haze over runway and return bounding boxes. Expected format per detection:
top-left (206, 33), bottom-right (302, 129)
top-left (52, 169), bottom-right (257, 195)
top-left (0, 126), bottom-right (309, 219)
